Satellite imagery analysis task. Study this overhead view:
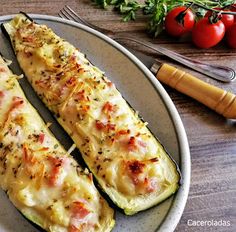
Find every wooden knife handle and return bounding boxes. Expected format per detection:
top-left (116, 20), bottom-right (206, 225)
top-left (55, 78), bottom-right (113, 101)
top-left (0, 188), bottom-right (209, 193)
top-left (156, 63), bottom-right (236, 119)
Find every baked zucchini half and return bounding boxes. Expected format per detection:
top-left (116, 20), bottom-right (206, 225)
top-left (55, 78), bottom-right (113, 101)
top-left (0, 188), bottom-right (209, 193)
top-left (2, 14), bottom-right (181, 215)
top-left (0, 55), bottom-right (115, 232)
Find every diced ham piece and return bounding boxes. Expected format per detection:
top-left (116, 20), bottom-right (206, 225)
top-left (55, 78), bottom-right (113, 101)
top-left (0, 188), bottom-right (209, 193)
top-left (0, 67), bottom-right (6, 72)
top-left (69, 201), bottom-right (91, 232)
top-left (95, 120), bottom-right (115, 132)
top-left (38, 133), bottom-right (45, 144)
top-left (71, 201), bottom-right (90, 219)
top-left (47, 156), bottom-right (69, 187)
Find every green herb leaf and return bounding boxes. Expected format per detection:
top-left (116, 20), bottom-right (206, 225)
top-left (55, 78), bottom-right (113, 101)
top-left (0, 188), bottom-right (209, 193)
top-left (93, 0), bottom-right (110, 8)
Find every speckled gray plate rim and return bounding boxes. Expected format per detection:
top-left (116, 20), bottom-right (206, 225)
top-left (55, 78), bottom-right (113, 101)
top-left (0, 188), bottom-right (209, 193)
top-left (0, 14), bottom-right (191, 232)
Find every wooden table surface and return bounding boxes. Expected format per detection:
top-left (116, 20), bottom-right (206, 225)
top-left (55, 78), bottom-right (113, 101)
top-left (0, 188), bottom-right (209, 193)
top-left (1, 1), bottom-right (236, 231)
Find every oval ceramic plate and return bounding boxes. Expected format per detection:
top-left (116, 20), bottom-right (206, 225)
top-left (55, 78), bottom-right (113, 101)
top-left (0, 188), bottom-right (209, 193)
top-left (0, 14), bottom-right (190, 232)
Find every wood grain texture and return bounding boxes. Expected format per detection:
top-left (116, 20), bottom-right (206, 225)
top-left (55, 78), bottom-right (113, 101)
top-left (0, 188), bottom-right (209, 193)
top-left (1, 0), bottom-right (236, 231)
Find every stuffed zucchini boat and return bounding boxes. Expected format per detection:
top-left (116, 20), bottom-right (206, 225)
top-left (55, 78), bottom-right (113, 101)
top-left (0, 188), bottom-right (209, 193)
top-left (2, 13), bottom-right (181, 215)
top-left (0, 55), bottom-right (115, 232)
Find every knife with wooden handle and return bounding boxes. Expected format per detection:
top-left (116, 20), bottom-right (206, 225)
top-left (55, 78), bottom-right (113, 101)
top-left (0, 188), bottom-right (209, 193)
top-left (131, 50), bottom-right (236, 119)
top-left (151, 63), bottom-right (236, 119)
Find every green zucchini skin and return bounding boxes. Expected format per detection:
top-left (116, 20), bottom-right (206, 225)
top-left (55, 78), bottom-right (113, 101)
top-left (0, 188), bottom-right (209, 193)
top-left (2, 13), bottom-right (181, 216)
top-left (1, 23), bottom-right (11, 44)
top-left (19, 11), bottom-right (34, 22)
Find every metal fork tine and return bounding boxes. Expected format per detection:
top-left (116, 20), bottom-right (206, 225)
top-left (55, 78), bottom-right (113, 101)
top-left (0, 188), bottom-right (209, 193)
top-left (58, 12), bottom-right (70, 21)
top-left (60, 7), bottom-right (79, 23)
top-left (65, 5), bottom-right (91, 27)
top-left (58, 10), bottom-right (70, 20)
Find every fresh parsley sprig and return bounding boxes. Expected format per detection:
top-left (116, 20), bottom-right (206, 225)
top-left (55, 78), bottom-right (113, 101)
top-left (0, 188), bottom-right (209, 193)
top-left (93, 0), bottom-right (145, 21)
top-left (92, 0), bottom-right (236, 36)
top-left (115, 0), bottom-right (145, 21)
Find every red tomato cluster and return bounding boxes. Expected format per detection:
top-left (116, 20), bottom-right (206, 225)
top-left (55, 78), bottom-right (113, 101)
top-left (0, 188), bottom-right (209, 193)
top-left (164, 6), bottom-right (236, 49)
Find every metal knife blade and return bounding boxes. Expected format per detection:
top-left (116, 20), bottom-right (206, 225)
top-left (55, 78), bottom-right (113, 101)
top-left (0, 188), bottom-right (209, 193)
top-left (127, 48), bottom-right (160, 72)
top-left (127, 48), bottom-right (162, 76)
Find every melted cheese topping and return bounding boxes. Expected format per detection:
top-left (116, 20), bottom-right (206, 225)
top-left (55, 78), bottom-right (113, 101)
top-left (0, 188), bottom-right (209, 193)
top-left (4, 14), bottom-right (180, 214)
top-left (0, 56), bottom-right (114, 232)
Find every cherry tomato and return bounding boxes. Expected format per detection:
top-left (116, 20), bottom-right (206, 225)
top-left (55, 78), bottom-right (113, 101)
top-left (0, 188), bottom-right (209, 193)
top-left (165, 6), bottom-right (195, 37)
top-left (192, 18), bottom-right (225, 49)
top-left (230, 4), bottom-right (236, 22)
top-left (226, 23), bottom-right (236, 48)
top-left (205, 8), bottom-right (234, 30)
